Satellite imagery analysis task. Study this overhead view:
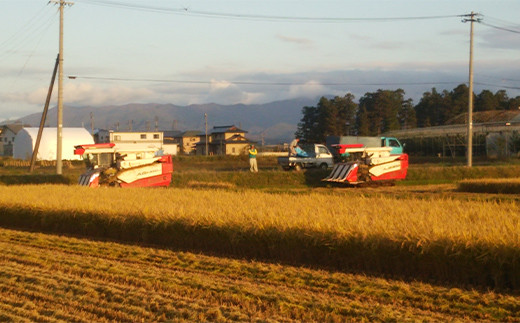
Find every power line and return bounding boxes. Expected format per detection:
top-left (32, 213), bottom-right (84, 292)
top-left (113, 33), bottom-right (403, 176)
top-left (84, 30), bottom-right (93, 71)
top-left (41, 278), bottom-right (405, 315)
top-left (478, 74), bottom-right (520, 83)
top-left (474, 82), bottom-right (520, 90)
top-left (76, 0), bottom-right (461, 23)
top-left (479, 21), bottom-right (520, 34)
top-left (67, 75), bottom-right (463, 87)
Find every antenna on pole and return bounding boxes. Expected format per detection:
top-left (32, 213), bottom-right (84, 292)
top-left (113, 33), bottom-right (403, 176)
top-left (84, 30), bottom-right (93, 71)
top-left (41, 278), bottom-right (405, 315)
top-left (462, 11), bottom-right (481, 168)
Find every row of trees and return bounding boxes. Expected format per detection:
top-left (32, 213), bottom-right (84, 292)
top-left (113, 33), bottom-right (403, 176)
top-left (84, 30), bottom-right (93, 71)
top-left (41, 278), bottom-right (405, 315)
top-left (296, 84), bottom-right (520, 142)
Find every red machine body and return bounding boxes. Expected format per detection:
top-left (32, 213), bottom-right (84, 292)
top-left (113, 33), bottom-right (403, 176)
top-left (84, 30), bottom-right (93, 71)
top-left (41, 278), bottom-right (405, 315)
top-left (74, 143), bottom-right (173, 188)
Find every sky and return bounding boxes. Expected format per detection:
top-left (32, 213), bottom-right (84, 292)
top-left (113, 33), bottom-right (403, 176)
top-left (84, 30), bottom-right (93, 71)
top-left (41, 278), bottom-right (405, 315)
top-left (1, 0), bottom-right (520, 121)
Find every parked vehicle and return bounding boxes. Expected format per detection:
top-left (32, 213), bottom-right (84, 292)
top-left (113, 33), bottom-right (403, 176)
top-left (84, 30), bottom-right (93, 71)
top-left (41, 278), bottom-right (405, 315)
top-left (326, 136), bottom-right (404, 156)
top-left (323, 146), bottom-right (408, 185)
top-left (74, 143), bottom-right (173, 187)
top-left (277, 144), bottom-right (334, 171)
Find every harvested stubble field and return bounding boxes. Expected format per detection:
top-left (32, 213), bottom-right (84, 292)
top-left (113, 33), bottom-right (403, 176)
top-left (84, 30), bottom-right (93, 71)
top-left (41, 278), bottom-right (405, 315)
top-left (1, 227), bottom-right (519, 322)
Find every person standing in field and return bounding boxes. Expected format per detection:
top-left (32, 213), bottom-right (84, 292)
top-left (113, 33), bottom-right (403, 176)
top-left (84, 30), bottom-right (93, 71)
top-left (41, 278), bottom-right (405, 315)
top-left (289, 138), bottom-right (300, 156)
top-left (248, 144), bottom-right (258, 172)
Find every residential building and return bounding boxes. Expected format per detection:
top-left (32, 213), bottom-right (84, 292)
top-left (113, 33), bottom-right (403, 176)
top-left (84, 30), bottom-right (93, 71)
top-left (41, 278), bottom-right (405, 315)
top-left (195, 125), bottom-right (254, 156)
top-left (173, 130), bottom-right (201, 155)
top-left (95, 130), bottom-right (179, 156)
top-left (0, 124), bottom-right (30, 156)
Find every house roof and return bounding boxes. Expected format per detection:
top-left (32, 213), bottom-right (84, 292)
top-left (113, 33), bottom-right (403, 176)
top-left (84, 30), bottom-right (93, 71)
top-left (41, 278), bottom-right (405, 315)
top-left (447, 110), bottom-right (520, 125)
top-left (211, 125), bottom-right (248, 134)
top-left (1, 124), bottom-right (29, 135)
top-left (180, 130), bottom-right (202, 137)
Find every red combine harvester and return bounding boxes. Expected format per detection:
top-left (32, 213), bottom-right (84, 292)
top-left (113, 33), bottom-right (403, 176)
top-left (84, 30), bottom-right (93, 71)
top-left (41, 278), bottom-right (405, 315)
top-left (74, 143), bottom-right (173, 188)
top-left (323, 144), bottom-right (408, 185)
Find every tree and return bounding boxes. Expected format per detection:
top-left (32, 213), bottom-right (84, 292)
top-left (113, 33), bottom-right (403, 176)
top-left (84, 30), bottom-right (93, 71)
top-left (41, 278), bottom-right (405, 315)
top-left (295, 95), bottom-right (358, 142)
top-left (448, 84), bottom-right (471, 122)
top-left (356, 106), bottom-right (370, 136)
top-left (358, 89), bottom-right (410, 135)
top-left (399, 98), bottom-right (417, 129)
top-left (295, 105), bottom-right (319, 142)
top-left (475, 89), bottom-right (497, 111)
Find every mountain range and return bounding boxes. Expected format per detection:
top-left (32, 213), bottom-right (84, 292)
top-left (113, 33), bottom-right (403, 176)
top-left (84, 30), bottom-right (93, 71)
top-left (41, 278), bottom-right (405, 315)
top-left (14, 98), bottom-right (321, 144)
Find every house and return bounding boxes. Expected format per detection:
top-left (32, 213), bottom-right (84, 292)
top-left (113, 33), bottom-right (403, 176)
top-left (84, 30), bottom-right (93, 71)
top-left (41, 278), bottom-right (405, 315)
top-left (162, 130), bottom-right (182, 156)
top-left (13, 127), bottom-right (94, 161)
top-left (0, 123), bottom-right (30, 156)
top-left (195, 125), bottom-right (254, 156)
top-left (107, 131), bottom-right (178, 156)
top-left (173, 130), bottom-right (201, 155)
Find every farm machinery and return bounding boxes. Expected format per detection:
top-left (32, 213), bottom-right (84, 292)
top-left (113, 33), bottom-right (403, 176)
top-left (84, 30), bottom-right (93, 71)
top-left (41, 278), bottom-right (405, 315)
top-left (74, 143), bottom-right (173, 188)
top-left (322, 145), bottom-right (408, 185)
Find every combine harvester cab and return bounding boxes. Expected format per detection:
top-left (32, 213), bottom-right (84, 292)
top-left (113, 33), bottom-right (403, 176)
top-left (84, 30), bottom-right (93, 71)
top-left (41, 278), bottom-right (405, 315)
top-left (323, 145), bottom-right (408, 185)
top-left (74, 143), bottom-right (173, 188)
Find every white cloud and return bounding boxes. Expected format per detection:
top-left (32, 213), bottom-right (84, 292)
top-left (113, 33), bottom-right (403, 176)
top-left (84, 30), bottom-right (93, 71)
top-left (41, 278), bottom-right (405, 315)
top-left (276, 34), bottom-right (314, 48)
top-left (63, 83), bottom-right (155, 106)
top-left (288, 81), bottom-right (328, 98)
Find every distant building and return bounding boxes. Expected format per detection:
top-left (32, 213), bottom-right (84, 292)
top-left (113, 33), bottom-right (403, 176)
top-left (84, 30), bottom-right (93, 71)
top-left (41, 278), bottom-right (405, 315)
top-left (13, 127), bottom-right (94, 161)
top-left (173, 130), bottom-right (201, 155)
top-left (93, 129), bottom-right (110, 143)
top-left (95, 130), bottom-right (179, 156)
top-left (0, 123), bottom-right (30, 156)
top-left (195, 125), bottom-right (254, 156)
top-left (162, 130), bottom-right (182, 156)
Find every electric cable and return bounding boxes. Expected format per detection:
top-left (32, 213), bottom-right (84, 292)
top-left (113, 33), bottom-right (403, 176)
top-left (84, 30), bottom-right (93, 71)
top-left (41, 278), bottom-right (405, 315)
top-left (67, 75), bottom-right (463, 87)
top-left (76, 0), bottom-right (462, 23)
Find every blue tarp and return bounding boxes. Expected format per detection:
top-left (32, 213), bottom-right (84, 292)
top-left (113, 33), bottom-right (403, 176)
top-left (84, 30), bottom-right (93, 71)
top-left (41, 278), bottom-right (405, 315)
top-left (295, 146), bottom-right (308, 157)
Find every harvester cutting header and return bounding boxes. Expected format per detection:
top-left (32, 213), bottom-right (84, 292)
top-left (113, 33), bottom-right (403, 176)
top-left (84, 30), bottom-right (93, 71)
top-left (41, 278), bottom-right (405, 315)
top-left (323, 145), bottom-right (408, 185)
top-left (74, 143), bottom-right (173, 188)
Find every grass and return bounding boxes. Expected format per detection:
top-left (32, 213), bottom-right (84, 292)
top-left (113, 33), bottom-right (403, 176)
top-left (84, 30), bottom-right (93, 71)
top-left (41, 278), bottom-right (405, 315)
top-left (0, 185), bottom-right (519, 289)
top-left (0, 226), bottom-right (518, 322)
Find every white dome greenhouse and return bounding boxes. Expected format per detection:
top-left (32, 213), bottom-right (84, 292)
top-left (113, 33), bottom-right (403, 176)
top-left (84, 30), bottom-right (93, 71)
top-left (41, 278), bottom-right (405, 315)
top-left (13, 127), bottom-right (94, 161)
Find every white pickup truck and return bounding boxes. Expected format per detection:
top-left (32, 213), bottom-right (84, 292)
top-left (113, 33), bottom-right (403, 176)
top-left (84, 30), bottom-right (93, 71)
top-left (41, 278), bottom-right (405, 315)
top-left (277, 144), bottom-right (334, 171)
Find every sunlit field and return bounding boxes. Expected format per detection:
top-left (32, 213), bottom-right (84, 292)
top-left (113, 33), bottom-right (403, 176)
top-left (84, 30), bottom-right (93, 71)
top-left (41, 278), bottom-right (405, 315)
top-left (0, 184), bottom-right (518, 290)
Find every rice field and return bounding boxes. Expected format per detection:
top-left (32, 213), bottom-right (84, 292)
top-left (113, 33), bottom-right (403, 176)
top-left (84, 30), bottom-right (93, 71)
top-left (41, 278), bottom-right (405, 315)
top-left (458, 178), bottom-right (520, 194)
top-left (0, 184), bottom-right (518, 289)
top-left (1, 226), bottom-right (519, 322)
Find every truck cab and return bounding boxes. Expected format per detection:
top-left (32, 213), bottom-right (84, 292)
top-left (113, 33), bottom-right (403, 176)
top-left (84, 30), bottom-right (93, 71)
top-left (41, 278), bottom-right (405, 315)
top-left (277, 144), bottom-right (334, 171)
top-left (382, 137), bottom-right (404, 155)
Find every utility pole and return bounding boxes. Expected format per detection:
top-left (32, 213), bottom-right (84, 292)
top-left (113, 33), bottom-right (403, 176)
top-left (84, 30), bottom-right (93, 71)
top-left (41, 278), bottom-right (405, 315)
top-left (52, 0), bottom-right (73, 174)
top-left (204, 113), bottom-right (208, 156)
top-left (90, 112), bottom-right (94, 133)
top-left (462, 12), bottom-right (480, 167)
top-left (29, 54), bottom-right (59, 173)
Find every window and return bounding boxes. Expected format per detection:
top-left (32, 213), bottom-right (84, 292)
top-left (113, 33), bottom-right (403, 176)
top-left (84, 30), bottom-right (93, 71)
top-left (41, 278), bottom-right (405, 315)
top-left (232, 147), bottom-right (236, 153)
top-left (319, 147), bottom-right (328, 154)
top-left (140, 134), bottom-right (147, 139)
top-left (153, 134), bottom-right (159, 139)
top-left (389, 139), bottom-right (400, 147)
top-left (114, 135), bottom-right (121, 141)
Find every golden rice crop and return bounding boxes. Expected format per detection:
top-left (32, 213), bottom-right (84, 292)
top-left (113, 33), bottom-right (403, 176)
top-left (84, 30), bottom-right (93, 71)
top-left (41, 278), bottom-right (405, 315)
top-left (0, 185), bottom-right (519, 289)
top-left (0, 185), bottom-right (517, 246)
top-left (458, 178), bottom-right (520, 194)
